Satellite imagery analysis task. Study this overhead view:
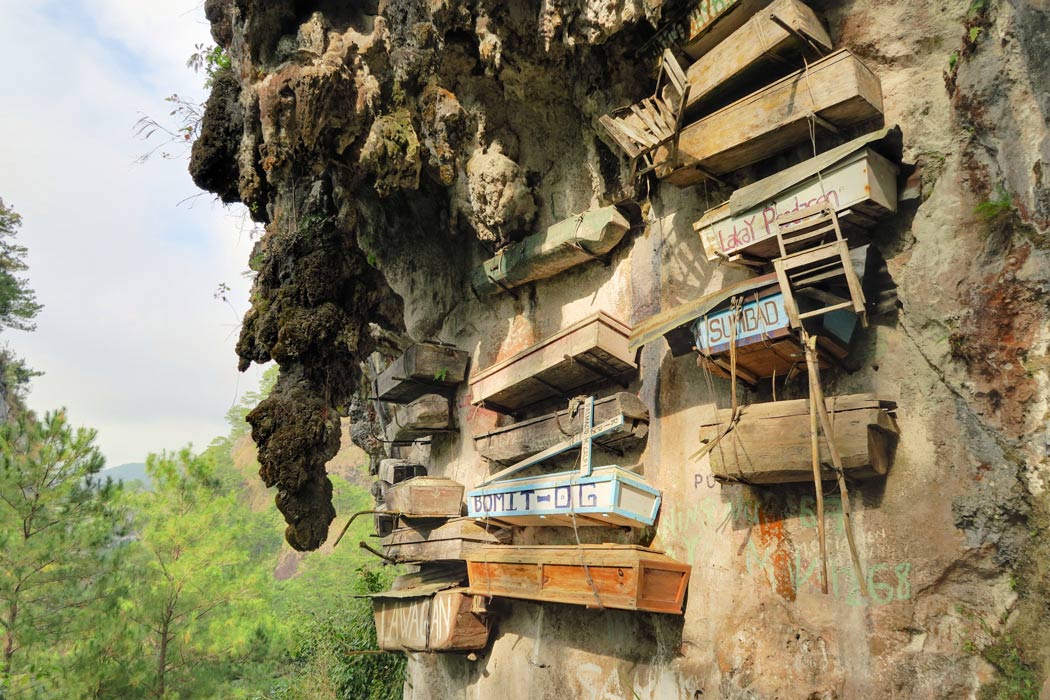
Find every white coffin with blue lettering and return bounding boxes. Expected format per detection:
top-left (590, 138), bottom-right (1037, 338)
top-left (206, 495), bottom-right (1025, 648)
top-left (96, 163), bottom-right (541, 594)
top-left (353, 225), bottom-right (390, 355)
top-left (467, 466), bottom-right (661, 528)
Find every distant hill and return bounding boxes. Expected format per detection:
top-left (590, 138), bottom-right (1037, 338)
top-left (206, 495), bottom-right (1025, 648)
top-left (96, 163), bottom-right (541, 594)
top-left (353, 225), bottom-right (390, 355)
top-left (103, 462), bottom-right (152, 490)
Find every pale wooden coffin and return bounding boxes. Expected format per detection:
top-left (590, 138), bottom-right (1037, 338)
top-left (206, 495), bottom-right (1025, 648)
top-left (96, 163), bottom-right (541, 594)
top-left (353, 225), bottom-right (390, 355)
top-left (694, 143), bottom-right (899, 263)
top-left (470, 205), bottom-right (632, 296)
top-left (384, 476), bottom-right (464, 518)
top-left (467, 465), bottom-right (661, 528)
top-left (384, 395), bottom-right (452, 445)
top-left (470, 312), bottom-right (637, 413)
top-left (466, 545), bottom-right (691, 615)
top-left (698, 394), bottom-right (899, 483)
top-left (381, 517), bottom-right (512, 563)
top-left (374, 344), bottom-right (469, 404)
top-left (473, 392), bottom-right (649, 464)
top-left (661, 50), bottom-right (884, 186)
top-left (684, 0), bottom-right (832, 114)
top-left (373, 587), bottom-right (490, 653)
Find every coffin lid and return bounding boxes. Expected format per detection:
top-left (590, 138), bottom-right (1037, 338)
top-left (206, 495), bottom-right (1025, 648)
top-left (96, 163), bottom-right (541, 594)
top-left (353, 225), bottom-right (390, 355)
top-left (363, 562), bottom-right (467, 599)
top-left (628, 273), bottom-right (778, 355)
top-left (470, 311), bottom-right (634, 384)
top-left (727, 126), bottom-right (903, 216)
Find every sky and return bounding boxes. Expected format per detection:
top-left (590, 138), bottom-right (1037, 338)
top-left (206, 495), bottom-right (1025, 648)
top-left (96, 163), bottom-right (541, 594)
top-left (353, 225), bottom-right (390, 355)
top-left (0, 0), bottom-right (267, 466)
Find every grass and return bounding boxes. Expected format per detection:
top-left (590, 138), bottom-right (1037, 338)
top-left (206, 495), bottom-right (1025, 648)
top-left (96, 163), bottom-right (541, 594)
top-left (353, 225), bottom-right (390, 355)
top-left (979, 638), bottom-right (1041, 700)
top-left (976, 186), bottom-right (1013, 221)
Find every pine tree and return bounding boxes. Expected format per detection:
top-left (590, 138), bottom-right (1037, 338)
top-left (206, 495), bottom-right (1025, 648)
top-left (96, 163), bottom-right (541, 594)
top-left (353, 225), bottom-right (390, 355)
top-left (0, 410), bottom-right (126, 697)
top-left (0, 200), bottom-right (42, 333)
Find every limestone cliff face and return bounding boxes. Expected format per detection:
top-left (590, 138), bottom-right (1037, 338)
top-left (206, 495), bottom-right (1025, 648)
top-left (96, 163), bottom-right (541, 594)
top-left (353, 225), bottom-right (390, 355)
top-left (192, 0), bottom-right (1049, 697)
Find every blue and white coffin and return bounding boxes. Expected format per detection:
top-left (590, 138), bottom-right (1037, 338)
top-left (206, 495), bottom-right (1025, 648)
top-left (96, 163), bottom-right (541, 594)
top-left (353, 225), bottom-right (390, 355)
top-left (467, 466), bottom-right (661, 528)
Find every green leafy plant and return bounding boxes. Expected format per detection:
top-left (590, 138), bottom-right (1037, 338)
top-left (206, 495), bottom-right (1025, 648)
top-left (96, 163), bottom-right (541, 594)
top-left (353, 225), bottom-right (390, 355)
top-left (980, 638), bottom-right (1040, 700)
top-left (976, 185), bottom-right (1013, 221)
top-left (187, 43), bottom-right (232, 88)
top-left (434, 367), bottom-right (449, 382)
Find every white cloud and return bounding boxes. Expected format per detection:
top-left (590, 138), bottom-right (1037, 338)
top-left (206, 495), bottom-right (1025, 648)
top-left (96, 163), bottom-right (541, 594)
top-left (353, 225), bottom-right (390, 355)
top-left (0, 0), bottom-right (267, 465)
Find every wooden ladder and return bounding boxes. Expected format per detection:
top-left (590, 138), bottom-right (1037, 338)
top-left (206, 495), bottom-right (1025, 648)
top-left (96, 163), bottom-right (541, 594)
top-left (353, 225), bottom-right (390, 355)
top-left (772, 207), bottom-right (867, 329)
top-left (599, 49), bottom-right (692, 184)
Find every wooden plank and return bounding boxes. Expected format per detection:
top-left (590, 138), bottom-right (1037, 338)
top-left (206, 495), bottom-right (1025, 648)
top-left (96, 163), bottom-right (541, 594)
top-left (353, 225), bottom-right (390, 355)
top-left (467, 466), bottom-right (661, 528)
top-left (374, 344), bottom-right (470, 404)
top-left (466, 545), bottom-right (691, 614)
top-left (661, 50), bottom-right (884, 186)
top-left (698, 395), bottom-right (899, 483)
top-left (631, 102), bottom-right (666, 140)
top-left (384, 477), bottom-right (464, 518)
top-left (684, 0), bottom-right (832, 114)
top-left (599, 115), bottom-right (644, 157)
top-left (374, 588), bottom-right (491, 652)
top-left (470, 205), bottom-right (632, 296)
top-left (469, 313), bottom-right (637, 412)
top-left (474, 392), bottom-right (649, 464)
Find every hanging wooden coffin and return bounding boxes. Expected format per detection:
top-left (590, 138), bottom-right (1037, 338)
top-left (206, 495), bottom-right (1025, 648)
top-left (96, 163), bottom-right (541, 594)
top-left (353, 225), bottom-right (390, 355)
top-left (381, 518), bottom-right (512, 563)
top-left (384, 395), bottom-right (453, 445)
top-left (636, 0), bottom-right (772, 67)
top-left (473, 392), bottom-right (649, 465)
top-left (466, 545), bottom-right (691, 614)
top-left (699, 394), bottom-right (899, 483)
top-left (470, 313), bottom-right (637, 413)
top-left (374, 505), bottom-right (397, 538)
top-left (374, 343), bottom-right (469, 404)
top-left (691, 273), bottom-right (857, 384)
top-left (680, 0), bottom-right (775, 59)
top-left (660, 50), bottom-right (884, 186)
top-left (694, 136), bottom-right (900, 263)
top-left (684, 0), bottom-right (832, 114)
top-left (470, 205), bottom-right (633, 296)
top-left (378, 459), bottom-right (428, 485)
top-left (467, 466), bottom-right (661, 528)
top-left (384, 476), bottom-right (464, 518)
top-left (372, 587), bottom-right (491, 653)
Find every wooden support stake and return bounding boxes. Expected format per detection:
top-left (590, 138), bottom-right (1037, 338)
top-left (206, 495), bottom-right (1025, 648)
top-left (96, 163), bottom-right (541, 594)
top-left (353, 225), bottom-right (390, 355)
top-left (804, 334), bottom-right (868, 598)
top-left (804, 332), bottom-right (829, 595)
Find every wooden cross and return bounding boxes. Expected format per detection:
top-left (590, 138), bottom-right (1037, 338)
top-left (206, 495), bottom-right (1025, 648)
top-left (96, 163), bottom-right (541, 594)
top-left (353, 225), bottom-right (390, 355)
top-left (477, 396), bottom-right (626, 486)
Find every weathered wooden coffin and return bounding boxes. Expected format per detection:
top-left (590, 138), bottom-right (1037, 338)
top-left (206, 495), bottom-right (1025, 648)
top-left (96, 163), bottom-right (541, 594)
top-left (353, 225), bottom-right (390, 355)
top-left (467, 465), bottom-right (661, 528)
top-left (470, 313), bottom-right (637, 413)
top-left (374, 344), bottom-right (470, 404)
top-left (384, 476), bottom-right (464, 518)
top-left (378, 459), bottom-right (427, 485)
top-left (473, 392), bottom-right (649, 464)
top-left (699, 394), bottom-right (899, 483)
top-left (661, 50), bottom-right (884, 186)
top-left (470, 205), bottom-right (633, 296)
top-left (372, 587), bottom-right (491, 653)
top-left (681, 0), bottom-right (775, 59)
top-left (684, 0), bottom-right (832, 114)
top-left (466, 545), bottom-right (691, 614)
top-left (637, 0), bottom-right (772, 67)
top-left (381, 518), bottom-right (512, 563)
top-left (694, 132), bottom-right (901, 262)
top-left (374, 505), bottom-right (396, 538)
top-left (384, 395), bottom-right (452, 445)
